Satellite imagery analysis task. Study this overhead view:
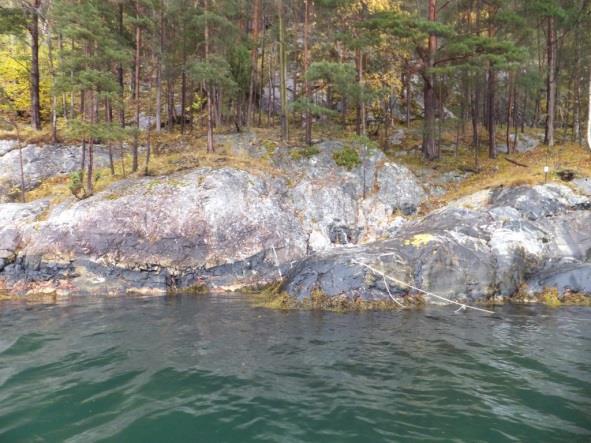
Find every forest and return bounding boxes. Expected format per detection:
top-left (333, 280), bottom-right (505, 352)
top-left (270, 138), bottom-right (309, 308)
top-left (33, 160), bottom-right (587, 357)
top-left (1, 0), bottom-right (590, 198)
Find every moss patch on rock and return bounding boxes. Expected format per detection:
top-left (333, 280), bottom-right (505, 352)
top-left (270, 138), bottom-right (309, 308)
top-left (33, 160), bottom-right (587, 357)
top-left (252, 285), bottom-right (425, 312)
top-left (332, 145), bottom-right (361, 170)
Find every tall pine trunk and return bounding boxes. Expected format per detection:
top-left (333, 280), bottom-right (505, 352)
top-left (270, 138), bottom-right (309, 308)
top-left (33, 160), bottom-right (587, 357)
top-left (587, 66), bottom-right (591, 150)
top-left (278, 0), bottom-right (288, 141)
top-left (355, 49), bottom-right (366, 136)
top-left (544, 15), bottom-right (557, 147)
top-left (29, 0), bottom-right (41, 130)
top-left (303, 0), bottom-right (312, 145)
top-left (422, 0), bottom-right (438, 160)
top-left (247, 0), bottom-right (261, 127)
top-left (156, 0), bottom-right (164, 133)
top-left (118, 3), bottom-right (125, 128)
top-left (205, 0), bottom-right (215, 152)
top-left (132, 1), bottom-right (142, 172)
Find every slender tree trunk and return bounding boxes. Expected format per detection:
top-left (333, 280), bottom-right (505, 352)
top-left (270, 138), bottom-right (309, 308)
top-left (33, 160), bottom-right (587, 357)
top-left (277, 0), bottom-right (288, 141)
top-left (145, 119), bottom-right (152, 175)
top-left (181, 68), bottom-right (187, 134)
top-left (105, 142), bottom-right (114, 175)
top-left (487, 67), bottom-right (496, 159)
top-left (156, 0), bottom-right (164, 132)
top-left (544, 15), bottom-right (557, 147)
top-left (587, 66), bottom-right (591, 150)
top-left (574, 30), bottom-right (582, 144)
top-left (303, 0), bottom-right (312, 145)
top-left (205, 0), bottom-right (215, 152)
top-left (506, 71), bottom-right (514, 153)
top-left (167, 78), bottom-right (175, 130)
top-left (247, 0), bottom-right (261, 127)
top-left (268, 43), bottom-right (275, 126)
top-left (258, 22), bottom-right (266, 126)
top-left (422, 0), bottom-right (438, 160)
top-left (87, 92), bottom-right (96, 196)
top-left (405, 65), bottom-right (411, 127)
top-left (28, 0), bottom-right (41, 130)
top-left (46, 18), bottom-right (58, 143)
top-left (132, 1), bottom-right (142, 172)
top-left (355, 49), bottom-right (366, 136)
top-left (118, 3), bottom-right (125, 128)
top-left (11, 121), bottom-right (26, 202)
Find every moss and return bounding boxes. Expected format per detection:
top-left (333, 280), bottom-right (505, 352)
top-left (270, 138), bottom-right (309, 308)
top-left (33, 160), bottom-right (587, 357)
top-left (538, 287), bottom-right (561, 307)
top-left (561, 291), bottom-right (591, 306)
top-left (103, 193), bottom-right (120, 201)
top-left (169, 283), bottom-right (210, 296)
top-left (332, 145), bottom-right (361, 170)
top-left (290, 145), bottom-right (320, 161)
top-left (252, 285), bottom-right (422, 312)
top-left (511, 285), bottom-right (591, 306)
top-left (251, 282), bottom-right (296, 309)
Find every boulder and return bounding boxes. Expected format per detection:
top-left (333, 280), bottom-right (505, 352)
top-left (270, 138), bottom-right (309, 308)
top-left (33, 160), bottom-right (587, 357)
top-left (496, 133), bottom-right (541, 154)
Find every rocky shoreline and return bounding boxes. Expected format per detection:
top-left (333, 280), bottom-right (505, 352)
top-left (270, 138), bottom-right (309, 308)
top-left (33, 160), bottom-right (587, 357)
top-left (1, 139), bottom-right (590, 308)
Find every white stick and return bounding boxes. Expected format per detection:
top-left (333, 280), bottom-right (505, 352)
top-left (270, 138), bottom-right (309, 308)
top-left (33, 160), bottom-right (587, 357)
top-left (272, 246), bottom-right (282, 278)
top-left (352, 259), bottom-right (495, 314)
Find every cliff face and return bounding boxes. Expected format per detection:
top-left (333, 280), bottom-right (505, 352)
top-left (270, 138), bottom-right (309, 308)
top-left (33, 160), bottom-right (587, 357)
top-left (0, 141), bottom-right (425, 297)
top-left (1, 138), bottom-right (589, 304)
top-left (281, 184), bottom-right (591, 304)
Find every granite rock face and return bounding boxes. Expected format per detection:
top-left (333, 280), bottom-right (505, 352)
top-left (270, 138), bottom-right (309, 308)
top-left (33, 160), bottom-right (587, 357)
top-left (0, 140), bottom-right (426, 296)
top-left (281, 184), bottom-right (591, 304)
top-left (0, 141), bottom-right (119, 203)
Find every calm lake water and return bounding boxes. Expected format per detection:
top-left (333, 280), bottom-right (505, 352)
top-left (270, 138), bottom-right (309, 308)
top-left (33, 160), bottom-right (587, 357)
top-left (0, 294), bottom-right (590, 442)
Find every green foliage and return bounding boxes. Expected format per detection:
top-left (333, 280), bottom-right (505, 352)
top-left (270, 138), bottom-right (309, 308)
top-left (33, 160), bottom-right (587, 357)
top-left (66, 120), bottom-right (130, 144)
top-left (227, 44), bottom-right (251, 95)
top-left (290, 145), bottom-right (320, 160)
top-left (189, 55), bottom-right (237, 91)
top-left (68, 171), bottom-right (84, 197)
top-left (290, 98), bottom-right (338, 118)
top-left (333, 145), bottom-right (361, 170)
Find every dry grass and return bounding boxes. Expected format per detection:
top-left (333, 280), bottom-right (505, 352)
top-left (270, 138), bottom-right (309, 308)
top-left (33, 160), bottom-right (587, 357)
top-left (9, 121), bottom-right (591, 212)
top-left (389, 129), bottom-right (591, 210)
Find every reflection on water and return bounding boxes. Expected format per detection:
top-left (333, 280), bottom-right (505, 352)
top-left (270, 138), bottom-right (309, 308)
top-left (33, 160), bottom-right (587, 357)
top-left (0, 294), bottom-right (590, 442)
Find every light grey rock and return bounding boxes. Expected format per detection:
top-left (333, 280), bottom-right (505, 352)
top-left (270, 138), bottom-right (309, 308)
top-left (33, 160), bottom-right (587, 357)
top-left (281, 184), bottom-right (591, 304)
top-left (388, 129), bottom-right (406, 146)
top-left (0, 143), bottom-right (119, 202)
top-left (0, 200), bottom-right (49, 270)
top-left (0, 146), bottom-right (427, 296)
top-left (573, 177), bottom-right (591, 196)
top-left (496, 133), bottom-right (541, 154)
top-left (0, 140), bottom-right (17, 157)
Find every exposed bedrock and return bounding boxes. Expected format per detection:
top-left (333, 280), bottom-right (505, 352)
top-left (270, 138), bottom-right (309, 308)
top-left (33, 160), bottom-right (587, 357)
top-left (281, 184), bottom-right (591, 304)
top-left (0, 141), bottom-right (425, 296)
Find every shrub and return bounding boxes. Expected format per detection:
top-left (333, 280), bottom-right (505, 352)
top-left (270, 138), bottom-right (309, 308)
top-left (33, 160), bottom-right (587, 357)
top-left (290, 145), bottom-right (320, 161)
top-left (333, 145), bottom-right (361, 170)
top-left (68, 171), bottom-right (84, 197)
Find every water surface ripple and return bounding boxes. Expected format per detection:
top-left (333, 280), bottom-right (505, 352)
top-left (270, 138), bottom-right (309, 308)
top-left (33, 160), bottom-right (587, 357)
top-left (0, 295), bottom-right (590, 442)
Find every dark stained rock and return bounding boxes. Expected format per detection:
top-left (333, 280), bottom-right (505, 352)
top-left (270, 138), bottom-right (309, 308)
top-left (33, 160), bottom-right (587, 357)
top-left (0, 144), bottom-right (427, 297)
top-left (281, 184), bottom-right (591, 305)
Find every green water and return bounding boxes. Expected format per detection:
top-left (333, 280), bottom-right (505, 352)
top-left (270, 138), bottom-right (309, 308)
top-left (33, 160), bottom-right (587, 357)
top-left (0, 295), bottom-right (590, 442)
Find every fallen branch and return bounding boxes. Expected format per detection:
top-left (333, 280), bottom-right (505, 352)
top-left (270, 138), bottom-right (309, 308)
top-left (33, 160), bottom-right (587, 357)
top-left (352, 259), bottom-right (495, 314)
top-left (504, 157), bottom-right (528, 168)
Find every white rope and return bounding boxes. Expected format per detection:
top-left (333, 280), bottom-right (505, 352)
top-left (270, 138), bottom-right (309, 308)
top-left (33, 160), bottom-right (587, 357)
top-left (351, 259), bottom-right (495, 314)
top-left (271, 246), bottom-right (282, 278)
top-left (382, 275), bottom-right (405, 307)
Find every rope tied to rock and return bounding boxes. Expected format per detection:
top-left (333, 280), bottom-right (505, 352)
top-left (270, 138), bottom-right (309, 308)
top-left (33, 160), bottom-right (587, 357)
top-left (351, 259), bottom-right (495, 314)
